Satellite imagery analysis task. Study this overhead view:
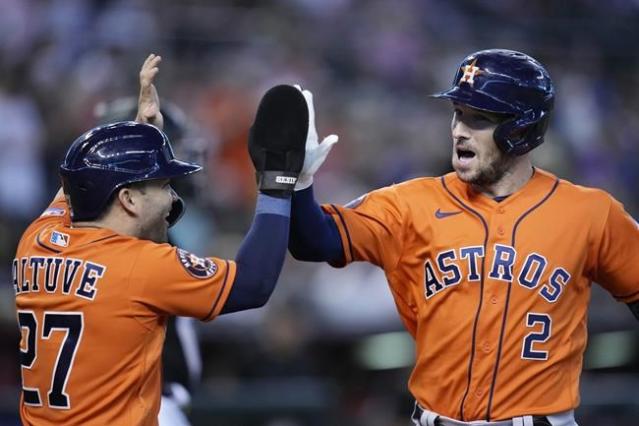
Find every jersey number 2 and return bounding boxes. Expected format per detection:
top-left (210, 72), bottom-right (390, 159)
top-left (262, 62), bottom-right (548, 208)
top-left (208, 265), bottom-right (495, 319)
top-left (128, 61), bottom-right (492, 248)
top-left (18, 311), bottom-right (84, 409)
top-left (521, 313), bottom-right (551, 360)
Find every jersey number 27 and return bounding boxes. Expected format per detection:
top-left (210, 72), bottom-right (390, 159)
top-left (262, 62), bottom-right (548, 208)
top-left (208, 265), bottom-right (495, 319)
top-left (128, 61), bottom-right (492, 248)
top-left (18, 311), bottom-right (84, 409)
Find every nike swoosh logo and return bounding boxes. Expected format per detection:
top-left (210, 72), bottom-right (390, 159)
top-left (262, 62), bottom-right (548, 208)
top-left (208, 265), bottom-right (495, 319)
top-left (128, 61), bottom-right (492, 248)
top-left (435, 208), bottom-right (462, 219)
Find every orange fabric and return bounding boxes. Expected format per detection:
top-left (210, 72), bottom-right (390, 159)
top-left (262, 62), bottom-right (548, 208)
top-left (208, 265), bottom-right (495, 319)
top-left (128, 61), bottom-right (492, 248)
top-left (323, 168), bottom-right (639, 421)
top-left (14, 194), bottom-right (235, 426)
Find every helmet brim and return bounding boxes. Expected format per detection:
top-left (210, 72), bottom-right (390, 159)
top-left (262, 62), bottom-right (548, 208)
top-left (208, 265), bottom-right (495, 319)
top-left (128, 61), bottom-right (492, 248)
top-left (163, 159), bottom-right (202, 178)
top-left (431, 86), bottom-right (518, 115)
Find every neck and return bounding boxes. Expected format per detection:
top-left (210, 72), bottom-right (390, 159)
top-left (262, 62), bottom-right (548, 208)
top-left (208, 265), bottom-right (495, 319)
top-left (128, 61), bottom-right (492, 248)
top-left (72, 213), bottom-right (137, 237)
top-left (472, 156), bottom-right (534, 198)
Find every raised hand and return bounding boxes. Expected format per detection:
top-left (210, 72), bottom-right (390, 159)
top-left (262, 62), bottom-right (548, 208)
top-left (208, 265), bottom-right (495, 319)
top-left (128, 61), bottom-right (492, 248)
top-left (135, 53), bottom-right (164, 129)
top-left (293, 85), bottom-right (339, 191)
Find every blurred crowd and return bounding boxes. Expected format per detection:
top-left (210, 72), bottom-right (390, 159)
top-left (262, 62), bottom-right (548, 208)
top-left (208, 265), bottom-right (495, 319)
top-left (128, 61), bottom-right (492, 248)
top-left (1, 1), bottom-right (639, 425)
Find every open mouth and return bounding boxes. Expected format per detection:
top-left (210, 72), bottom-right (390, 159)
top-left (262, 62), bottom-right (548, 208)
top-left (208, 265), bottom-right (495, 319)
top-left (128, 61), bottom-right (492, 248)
top-left (456, 148), bottom-right (476, 161)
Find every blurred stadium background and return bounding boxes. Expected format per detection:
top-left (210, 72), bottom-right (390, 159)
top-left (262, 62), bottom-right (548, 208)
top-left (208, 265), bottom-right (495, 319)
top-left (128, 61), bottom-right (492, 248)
top-left (1, 1), bottom-right (639, 425)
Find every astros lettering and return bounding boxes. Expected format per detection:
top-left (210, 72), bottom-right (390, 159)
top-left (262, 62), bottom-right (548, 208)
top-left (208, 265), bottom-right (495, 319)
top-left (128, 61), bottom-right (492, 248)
top-left (424, 245), bottom-right (570, 302)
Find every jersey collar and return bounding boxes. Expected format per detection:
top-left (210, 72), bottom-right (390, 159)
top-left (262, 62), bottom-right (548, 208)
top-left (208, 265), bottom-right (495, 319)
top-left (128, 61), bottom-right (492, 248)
top-left (442, 167), bottom-right (559, 213)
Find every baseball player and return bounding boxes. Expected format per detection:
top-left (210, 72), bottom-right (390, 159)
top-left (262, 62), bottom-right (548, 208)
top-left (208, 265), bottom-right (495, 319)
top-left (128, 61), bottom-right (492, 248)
top-left (287, 49), bottom-right (639, 425)
top-left (12, 53), bottom-right (309, 425)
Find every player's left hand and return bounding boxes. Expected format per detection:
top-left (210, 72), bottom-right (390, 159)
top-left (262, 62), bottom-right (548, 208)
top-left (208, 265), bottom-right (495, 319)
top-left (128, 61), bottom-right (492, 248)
top-left (135, 53), bottom-right (164, 129)
top-left (293, 85), bottom-right (339, 191)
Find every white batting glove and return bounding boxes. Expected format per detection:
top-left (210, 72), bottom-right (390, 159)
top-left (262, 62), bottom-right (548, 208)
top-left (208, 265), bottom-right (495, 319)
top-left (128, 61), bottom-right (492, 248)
top-left (294, 85), bottom-right (339, 191)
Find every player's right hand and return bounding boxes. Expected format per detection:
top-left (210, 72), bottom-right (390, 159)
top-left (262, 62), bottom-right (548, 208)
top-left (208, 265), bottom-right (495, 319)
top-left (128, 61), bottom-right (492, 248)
top-left (135, 53), bottom-right (164, 129)
top-left (248, 85), bottom-right (309, 198)
top-left (293, 85), bottom-right (339, 191)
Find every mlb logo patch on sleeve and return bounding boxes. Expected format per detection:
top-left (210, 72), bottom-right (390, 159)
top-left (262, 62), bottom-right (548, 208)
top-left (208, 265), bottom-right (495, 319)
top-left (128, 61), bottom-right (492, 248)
top-left (176, 248), bottom-right (217, 279)
top-left (50, 231), bottom-right (70, 247)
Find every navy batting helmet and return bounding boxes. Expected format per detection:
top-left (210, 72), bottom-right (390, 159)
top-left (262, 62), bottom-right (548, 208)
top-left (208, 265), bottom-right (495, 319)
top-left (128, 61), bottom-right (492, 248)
top-left (59, 121), bottom-right (201, 225)
top-left (432, 49), bottom-right (555, 156)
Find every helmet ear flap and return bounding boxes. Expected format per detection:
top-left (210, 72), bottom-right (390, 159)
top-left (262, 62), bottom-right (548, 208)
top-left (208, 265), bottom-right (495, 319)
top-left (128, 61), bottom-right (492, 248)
top-left (493, 116), bottom-right (525, 155)
top-left (494, 110), bottom-right (549, 156)
top-left (166, 196), bottom-right (185, 227)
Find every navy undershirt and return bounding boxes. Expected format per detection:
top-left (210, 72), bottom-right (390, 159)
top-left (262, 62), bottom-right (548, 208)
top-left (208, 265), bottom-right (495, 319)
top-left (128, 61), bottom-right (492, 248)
top-left (221, 194), bottom-right (291, 314)
top-left (288, 185), bottom-right (344, 264)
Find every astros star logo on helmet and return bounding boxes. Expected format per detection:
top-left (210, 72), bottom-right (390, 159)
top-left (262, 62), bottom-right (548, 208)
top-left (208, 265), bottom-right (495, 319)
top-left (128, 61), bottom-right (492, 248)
top-left (459, 58), bottom-right (482, 86)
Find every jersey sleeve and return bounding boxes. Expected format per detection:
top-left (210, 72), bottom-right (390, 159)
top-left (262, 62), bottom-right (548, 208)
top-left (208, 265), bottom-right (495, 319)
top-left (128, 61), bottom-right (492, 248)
top-left (130, 243), bottom-right (237, 321)
top-left (18, 191), bottom-right (71, 248)
top-left (593, 195), bottom-right (639, 302)
top-left (322, 185), bottom-right (405, 270)
top-left (34, 190), bottom-right (71, 226)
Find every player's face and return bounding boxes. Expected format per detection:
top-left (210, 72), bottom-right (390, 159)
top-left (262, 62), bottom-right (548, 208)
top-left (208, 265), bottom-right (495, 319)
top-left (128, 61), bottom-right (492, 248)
top-left (133, 179), bottom-right (176, 243)
top-left (450, 104), bottom-right (515, 187)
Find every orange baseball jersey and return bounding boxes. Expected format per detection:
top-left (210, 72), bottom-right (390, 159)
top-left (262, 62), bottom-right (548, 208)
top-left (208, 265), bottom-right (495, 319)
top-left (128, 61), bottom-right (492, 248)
top-left (322, 168), bottom-right (639, 421)
top-left (13, 193), bottom-right (236, 425)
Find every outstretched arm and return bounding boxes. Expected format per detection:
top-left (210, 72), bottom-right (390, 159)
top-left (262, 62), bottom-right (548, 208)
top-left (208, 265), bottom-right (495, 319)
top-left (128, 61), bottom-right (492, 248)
top-left (221, 86), bottom-right (308, 314)
top-left (289, 185), bottom-right (344, 263)
top-left (225, 183), bottom-right (345, 315)
top-left (287, 86), bottom-right (344, 263)
top-left (222, 195), bottom-right (291, 313)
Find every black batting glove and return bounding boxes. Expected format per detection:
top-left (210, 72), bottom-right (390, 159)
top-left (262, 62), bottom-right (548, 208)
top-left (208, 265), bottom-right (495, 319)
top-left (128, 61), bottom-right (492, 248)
top-left (248, 85), bottom-right (309, 198)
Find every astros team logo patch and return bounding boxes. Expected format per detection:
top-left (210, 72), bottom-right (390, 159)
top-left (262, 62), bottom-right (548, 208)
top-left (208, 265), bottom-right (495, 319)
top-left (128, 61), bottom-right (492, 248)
top-left (176, 248), bottom-right (217, 279)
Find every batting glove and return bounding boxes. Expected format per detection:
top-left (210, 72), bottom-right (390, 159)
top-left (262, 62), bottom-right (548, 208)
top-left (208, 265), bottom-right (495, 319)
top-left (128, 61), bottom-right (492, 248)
top-left (293, 85), bottom-right (339, 191)
top-left (248, 85), bottom-right (309, 197)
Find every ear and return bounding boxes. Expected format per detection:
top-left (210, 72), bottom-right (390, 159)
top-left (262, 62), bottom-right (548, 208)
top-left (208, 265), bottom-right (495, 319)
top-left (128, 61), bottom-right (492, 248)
top-left (116, 187), bottom-right (141, 217)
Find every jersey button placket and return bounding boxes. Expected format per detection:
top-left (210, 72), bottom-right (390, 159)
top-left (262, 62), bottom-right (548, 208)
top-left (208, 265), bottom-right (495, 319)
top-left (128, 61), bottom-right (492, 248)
top-left (465, 207), bottom-right (507, 418)
top-left (496, 207), bottom-right (506, 236)
top-left (460, 205), bottom-right (507, 418)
